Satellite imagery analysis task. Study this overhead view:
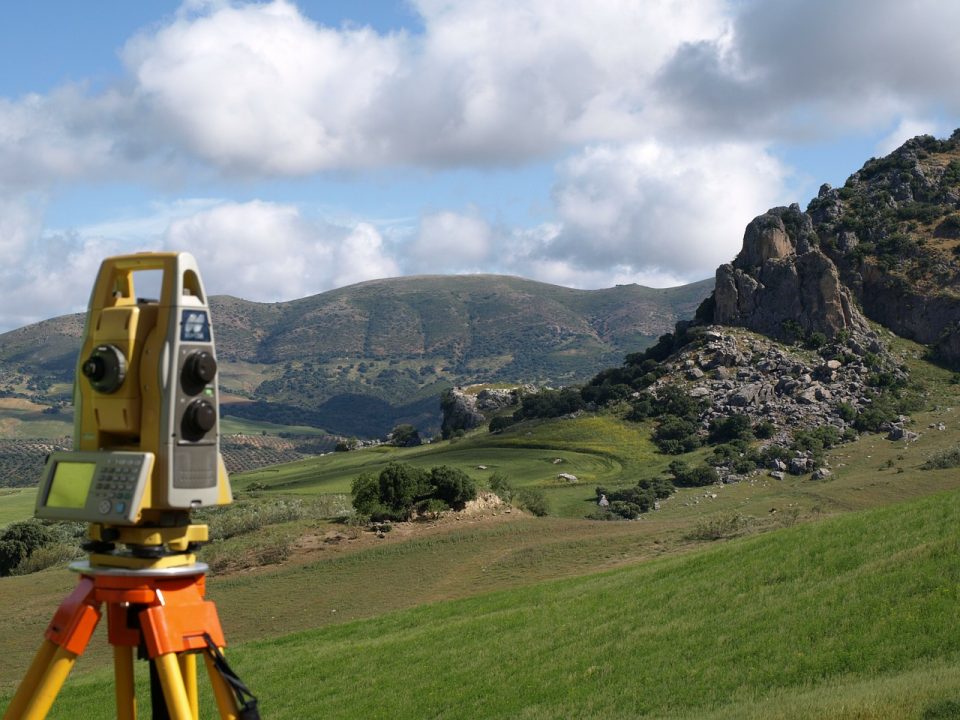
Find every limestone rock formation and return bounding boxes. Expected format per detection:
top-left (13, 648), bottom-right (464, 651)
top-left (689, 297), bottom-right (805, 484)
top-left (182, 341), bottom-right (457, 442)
top-left (714, 205), bottom-right (869, 340)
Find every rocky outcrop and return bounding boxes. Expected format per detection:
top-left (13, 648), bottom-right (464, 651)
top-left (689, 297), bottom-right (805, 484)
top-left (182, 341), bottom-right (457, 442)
top-left (440, 388), bottom-right (485, 438)
top-left (804, 131), bottom-right (960, 365)
top-left (714, 205), bottom-right (869, 340)
top-left (439, 385), bottom-right (522, 438)
top-left (647, 326), bottom-right (915, 480)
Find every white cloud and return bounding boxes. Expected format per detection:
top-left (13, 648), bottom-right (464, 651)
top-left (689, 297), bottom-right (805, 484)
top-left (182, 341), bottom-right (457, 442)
top-left (541, 141), bottom-right (789, 281)
top-left (408, 211), bottom-right (493, 273)
top-left (162, 200), bottom-right (397, 300)
top-left (111, 0), bottom-right (730, 173)
top-left (656, 0), bottom-right (960, 140)
top-left (124, 1), bottom-right (406, 174)
top-left (0, 197), bottom-right (130, 330)
top-left (876, 118), bottom-right (947, 156)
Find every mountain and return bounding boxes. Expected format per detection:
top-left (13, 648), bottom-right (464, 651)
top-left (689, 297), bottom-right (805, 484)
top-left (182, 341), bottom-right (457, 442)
top-left (0, 274), bottom-right (713, 437)
top-left (715, 130), bottom-right (960, 363)
top-left (703, 130), bottom-right (960, 365)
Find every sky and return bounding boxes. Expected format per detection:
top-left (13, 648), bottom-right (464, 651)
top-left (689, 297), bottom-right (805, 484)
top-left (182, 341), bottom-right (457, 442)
top-left (1, 0), bottom-right (958, 332)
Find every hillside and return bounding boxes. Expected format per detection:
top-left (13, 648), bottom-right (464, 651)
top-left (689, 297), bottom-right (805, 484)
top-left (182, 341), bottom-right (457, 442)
top-left (0, 274), bottom-right (712, 440)
top-left (712, 129), bottom-right (960, 364)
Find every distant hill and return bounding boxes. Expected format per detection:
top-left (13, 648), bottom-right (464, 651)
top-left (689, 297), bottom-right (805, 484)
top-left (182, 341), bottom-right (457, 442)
top-left (0, 274), bottom-right (712, 438)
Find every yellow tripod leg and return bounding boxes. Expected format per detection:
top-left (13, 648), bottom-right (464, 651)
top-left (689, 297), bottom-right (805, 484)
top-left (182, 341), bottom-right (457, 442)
top-left (3, 640), bottom-right (58, 720)
top-left (178, 653), bottom-right (199, 720)
top-left (203, 652), bottom-right (240, 720)
top-left (153, 653), bottom-right (193, 720)
top-left (19, 646), bottom-right (79, 720)
top-left (114, 645), bottom-right (136, 720)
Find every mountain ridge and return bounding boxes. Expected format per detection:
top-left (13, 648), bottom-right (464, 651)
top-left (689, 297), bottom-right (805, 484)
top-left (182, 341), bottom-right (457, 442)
top-left (0, 274), bottom-right (714, 438)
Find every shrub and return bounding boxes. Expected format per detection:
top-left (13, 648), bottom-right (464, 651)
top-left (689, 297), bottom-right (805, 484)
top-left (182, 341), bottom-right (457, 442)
top-left (922, 447), bottom-right (960, 470)
top-left (416, 498), bottom-right (450, 519)
top-left (515, 488), bottom-right (549, 516)
top-left (489, 472), bottom-right (514, 501)
top-left (429, 466), bottom-right (477, 509)
top-left (687, 512), bottom-right (754, 541)
top-left (668, 460), bottom-right (718, 487)
top-left (351, 463), bottom-right (477, 520)
top-left (514, 387), bottom-right (585, 421)
top-left (389, 424), bottom-right (421, 447)
top-left (708, 414), bottom-right (754, 444)
top-left (11, 542), bottom-right (81, 575)
top-left (836, 402), bottom-right (857, 422)
top-left (753, 420), bottom-right (775, 439)
top-left (489, 415), bottom-right (516, 433)
top-left (653, 415), bottom-right (701, 454)
top-left (0, 520), bottom-right (56, 576)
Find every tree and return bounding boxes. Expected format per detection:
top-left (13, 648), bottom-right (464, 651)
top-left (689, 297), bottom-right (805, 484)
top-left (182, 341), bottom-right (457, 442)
top-left (389, 424), bottom-right (421, 447)
top-left (350, 473), bottom-right (383, 517)
top-left (377, 462), bottom-right (429, 517)
top-left (0, 520), bottom-right (55, 576)
top-left (428, 466), bottom-right (477, 508)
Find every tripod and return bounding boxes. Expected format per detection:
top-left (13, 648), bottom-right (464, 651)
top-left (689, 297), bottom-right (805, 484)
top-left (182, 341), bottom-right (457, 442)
top-left (3, 561), bottom-right (257, 720)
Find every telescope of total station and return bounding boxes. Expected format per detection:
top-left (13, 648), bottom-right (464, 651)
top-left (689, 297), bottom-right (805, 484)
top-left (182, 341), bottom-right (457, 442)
top-left (4, 252), bottom-right (259, 720)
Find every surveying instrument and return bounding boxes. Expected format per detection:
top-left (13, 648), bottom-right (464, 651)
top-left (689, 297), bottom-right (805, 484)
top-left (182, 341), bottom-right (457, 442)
top-left (4, 252), bottom-right (258, 720)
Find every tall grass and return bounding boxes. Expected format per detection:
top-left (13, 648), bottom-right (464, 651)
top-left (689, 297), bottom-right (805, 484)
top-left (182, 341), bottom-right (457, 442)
top-left (14, 489), bottom-right (960, 719)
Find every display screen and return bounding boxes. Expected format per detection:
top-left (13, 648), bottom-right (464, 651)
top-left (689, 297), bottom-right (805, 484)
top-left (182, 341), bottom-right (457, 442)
top-left (46, 462), bottom-right (96, 508)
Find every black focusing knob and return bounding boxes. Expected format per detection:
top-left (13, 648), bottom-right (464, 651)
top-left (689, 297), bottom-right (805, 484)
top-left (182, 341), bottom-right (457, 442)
top-left (181, 351), bottom-right (218, 394)
top-left (81, 345), bottom-right (127, 394)
top-left (182, 399), bottom-right (216, 440)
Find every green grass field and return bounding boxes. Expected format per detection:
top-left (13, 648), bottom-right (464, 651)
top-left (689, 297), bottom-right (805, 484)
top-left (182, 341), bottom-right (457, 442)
top-left (0, 487), bottom-right (35, 525)
top-left (4, 333), bottom-right (960, 717)
top-left (5, 488), bottom-right (959, 719)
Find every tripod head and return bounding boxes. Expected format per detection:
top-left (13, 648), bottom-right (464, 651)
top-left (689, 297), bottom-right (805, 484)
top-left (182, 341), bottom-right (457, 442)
top-left (34, 252), bottom-right (232, 559)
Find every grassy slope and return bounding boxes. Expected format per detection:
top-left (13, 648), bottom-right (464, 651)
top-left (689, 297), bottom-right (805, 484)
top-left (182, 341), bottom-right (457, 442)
top-left (6, 488), bottom-right (959, 719)
top-left (0, 332), bottom-right (960, 717)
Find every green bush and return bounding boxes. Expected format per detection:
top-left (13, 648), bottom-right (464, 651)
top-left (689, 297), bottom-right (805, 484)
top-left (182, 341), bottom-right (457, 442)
top-left (489, 472), bottom-right (514, 502)
top-left (351, 463), bottom-right (478, 520)
top-left (753, 420), bottom-right (775, 439)
top-left (11, 542), bottom-right (81, 575)
top-left (653, 415), bottom-right (701, 454)
top-left (708, 414), bottom-right (753, 444)
top-left (515, 488), bottom-right (549, 516)
top-left (922, 447), bottom-right (960, 470)
top-left (429, 466), bottom-right (477, 509)
top-left (0, 519), bottom-right (56, 576)
top-left (668, 460), bottom-right (718, 487)
top-left (489, 415), bottom-right (516, 433)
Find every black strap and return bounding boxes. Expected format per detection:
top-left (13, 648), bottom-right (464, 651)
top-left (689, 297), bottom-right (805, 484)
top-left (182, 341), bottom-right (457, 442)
top-left (203, 634), bottom-right (261, 720)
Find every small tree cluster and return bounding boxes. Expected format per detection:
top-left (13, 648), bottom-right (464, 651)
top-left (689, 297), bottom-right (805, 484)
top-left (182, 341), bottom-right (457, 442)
top-left (0, 519), bottom-right (82, 576)
top-left (351, 462), bottom-right (477, 521)
top-left (513, 388), bottom-right (585, 421)
top-left (667, 460), bottom-right (719, 487)
top-left (627, 384), bottom-right (704, 454)
top-left (594, 478), bottom-right (674, 519)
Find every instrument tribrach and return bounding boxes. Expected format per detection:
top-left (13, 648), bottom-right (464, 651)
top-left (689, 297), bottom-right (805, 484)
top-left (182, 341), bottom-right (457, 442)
top-left (4, 252), bottom-right (258, 720)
